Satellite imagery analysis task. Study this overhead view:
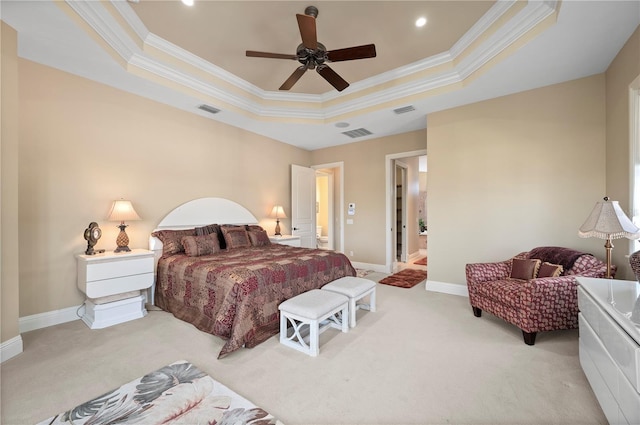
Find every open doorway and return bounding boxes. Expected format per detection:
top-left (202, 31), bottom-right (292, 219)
top-left (315, 170), bottom-right (334, 250)
top-left (385, 150), bottom-right (427, 273)
top-left (395, 161), bottom-right (408, 262)
top-left (313, 162), bottom-right (344, 253)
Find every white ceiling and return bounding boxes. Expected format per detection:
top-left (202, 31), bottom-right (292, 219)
top-left (1, 1), bottom-right (639, 151)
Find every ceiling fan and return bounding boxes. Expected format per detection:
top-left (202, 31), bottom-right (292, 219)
top-left (246, 5), bottom-right (377, 92)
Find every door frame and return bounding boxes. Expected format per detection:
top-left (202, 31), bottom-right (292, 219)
top-left (385, 149), bottom-right (427, 273)
top-left (315, 169), bottom-right (335, 250)
top-left (395, 160), bottom-right (408, 264)
top-left (312, 161), bottom-right (344, 253)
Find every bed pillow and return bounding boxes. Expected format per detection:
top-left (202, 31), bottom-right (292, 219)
top-left (537, 262), bottom-right (564, 278)
top-left (195, 223), bottom-right (226, 250)
top-left (247, 228), bottom-right (271, 247)
top-left (510, 258), bottom-right (541, 280)
top-left (181, 234), bottom-right (221, 257)
top-left (220, 225), bottom-right (251, 249)
top-left (151, 228), bottom-right (196, 256)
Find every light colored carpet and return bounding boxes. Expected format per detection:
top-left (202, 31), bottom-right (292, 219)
top-left (1, 279), bottom-right (605, 425)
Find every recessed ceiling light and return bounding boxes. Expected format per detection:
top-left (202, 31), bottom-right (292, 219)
top-left (335, 122), bottom-right (350, 128)
top-left (415, 17), bottom-right (427, 28)
top-left (182, 0), bottom-right (194, 6)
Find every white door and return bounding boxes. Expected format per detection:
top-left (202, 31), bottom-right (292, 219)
top-left (291, 164), bottom-right (316, 248)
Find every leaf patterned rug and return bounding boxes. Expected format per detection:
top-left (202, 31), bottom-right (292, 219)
top-left (378, 269), bottom-right (427, 288)
top-left (37, 360), bottom-right (283, 425)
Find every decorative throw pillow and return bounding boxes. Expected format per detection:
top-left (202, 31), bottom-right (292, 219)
top-left (195, 223), bottom-right (226, 250)
top-left (537, 262), bottom-right (563, 278)
top-left (181, 234), bottom-right (221, 257)
top-left (220, 225), bottom-right (251, 249)
top-left (248, 228), bottom-right (271, 247)
top-left (510, 258), bottom-right (541, 280)
top-left (151, 229), bottom-right (196, 256)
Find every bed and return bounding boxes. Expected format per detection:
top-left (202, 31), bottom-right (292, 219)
top-left (149, 197), bottom-right (356, 358)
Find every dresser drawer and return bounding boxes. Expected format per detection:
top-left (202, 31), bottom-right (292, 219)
top-left (82, 256), bottom-right (154, 282)
top-left (580, 314), bottom-right (619, 396)
top-left (618, 367), bottom-right (640, 425)
top-left (578, 286), bottom-right (601, 334)
top-left (597, 302), bottom-right (640, 393)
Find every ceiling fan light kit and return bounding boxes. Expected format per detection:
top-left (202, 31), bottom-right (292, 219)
top-left (246, 5), bottom-right (376, 92)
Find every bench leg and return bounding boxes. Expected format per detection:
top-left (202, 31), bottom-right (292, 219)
top-left (309, 319), bottom-right (319, 357)
top-left (349, 299), bottom-right (357, 328)
top-left (341, 305), bottom-right (349, 333)
top-left (472, 306), bottom-right (482, 317)
top-left (369, 290), bottom-right (376, 312)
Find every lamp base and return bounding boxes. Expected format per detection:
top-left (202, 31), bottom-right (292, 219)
top-left (274, 219), bottom-right (282, 236)
top-left (115, 224), bottom-right (131, 253)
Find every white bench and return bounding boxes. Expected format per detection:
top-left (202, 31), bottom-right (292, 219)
top-left (278, 289), bottom-right (349, 357)
top-left (322, 276), bottom-right (376, 328)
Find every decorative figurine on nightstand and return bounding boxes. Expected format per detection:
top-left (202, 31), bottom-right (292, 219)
top-left (83, 222), bottom-right (102, 255)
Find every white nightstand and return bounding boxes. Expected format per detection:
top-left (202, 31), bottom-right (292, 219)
top-left (269, 235), bottom-right (301, 247)
top-left (76, 249), bottom-right (154, 329)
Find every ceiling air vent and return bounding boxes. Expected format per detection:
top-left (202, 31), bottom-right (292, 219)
top-left (342, 128), bottom-right (372, 138)
top-left (393, 105), bottom-right (415, 114)
top-left (198, 104), bottom-right (221, 115)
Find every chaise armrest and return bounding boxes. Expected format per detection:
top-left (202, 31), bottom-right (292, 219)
top-left (465, 261), bottom-right (511, 284)
top-left (565, 254), bottom-right (613, 278)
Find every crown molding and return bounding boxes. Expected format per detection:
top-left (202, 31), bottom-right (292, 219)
top-left (69, 0), bottom-right (559, 123)
top-left (65, 0), bottom-right (137, 62)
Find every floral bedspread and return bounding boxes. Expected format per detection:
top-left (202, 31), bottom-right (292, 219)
top-left (155, 244), bottom-right (356, 357)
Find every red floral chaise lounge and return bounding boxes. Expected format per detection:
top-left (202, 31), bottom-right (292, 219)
top-left (465, 246), bottom-right (613, 345)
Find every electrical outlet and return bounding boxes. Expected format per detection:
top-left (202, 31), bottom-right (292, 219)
top-left (349, 250), bottom-right (354, 256)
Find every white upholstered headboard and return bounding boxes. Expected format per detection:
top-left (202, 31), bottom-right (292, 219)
top-left (148, 197), bottom-right (258, 253)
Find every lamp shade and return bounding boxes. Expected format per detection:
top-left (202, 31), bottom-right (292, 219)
top-left (578, 197), bottom-right (640, 240)
top-left (107, 200), bottom-right (141, 223)
top-left (270, 205), bottom-right (287, 219)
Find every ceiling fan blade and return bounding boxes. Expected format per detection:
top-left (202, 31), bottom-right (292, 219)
top-left (280, 66), bottom-right (307, 91)
top-left (246, 51), bottom-right (297, 60)
top-left (327, 44), bottom-right (377, 62)
top-left (296, 13), bottom-right (317, 50)
top-left (317, 65), bottom-right (349, 92)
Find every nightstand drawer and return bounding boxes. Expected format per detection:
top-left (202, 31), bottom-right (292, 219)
top-left (84, 256), bottom-right (154, 282)
top-left (83, 272), bottom-right (153, 298)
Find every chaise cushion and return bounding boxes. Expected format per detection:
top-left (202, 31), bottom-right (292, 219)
top-left (537, 262), bottom-right (563, 278)
top-left (475, 279), bottom-right (525, 307)
top-left (510, 258), bottom-right (541, 280)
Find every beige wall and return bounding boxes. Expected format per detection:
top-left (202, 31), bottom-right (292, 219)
top-left (1, 21), bottom-right (20, 344)
top-left (427, 75), bottom-right (607, 285)
top-left (605, 25), bottom-right (640, 280)
top-left (311, 131), bottom-right (426, 265)
top-left (18, 59), bottom-right (311, 316)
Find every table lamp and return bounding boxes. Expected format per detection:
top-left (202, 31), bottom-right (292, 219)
top-left (578, 196), bottom-right (640, 278)
top-left (108, 199), bottom-right (141, 252)
top-left (270, 205), bottom-right (286, 236)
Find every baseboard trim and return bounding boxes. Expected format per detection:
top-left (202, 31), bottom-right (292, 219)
top-left (425, 280), bottom-right (468, 297)
top-left (350, 261), bottom-right (387, 273)
top-left (1, 335), bottom-right (24, 363)
top-left (19, 305), bottom-right (82, 334)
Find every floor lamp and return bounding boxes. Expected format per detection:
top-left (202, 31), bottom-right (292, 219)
top-left (578, 197), bottom-right (640, 278)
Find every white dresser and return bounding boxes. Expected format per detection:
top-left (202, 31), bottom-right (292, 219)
top-left (269, 235), bottom-right (301, 247)
top-left (76, 249), bottom-right (154, 329)
top-left (577, 277), bottom-right (640, 425)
